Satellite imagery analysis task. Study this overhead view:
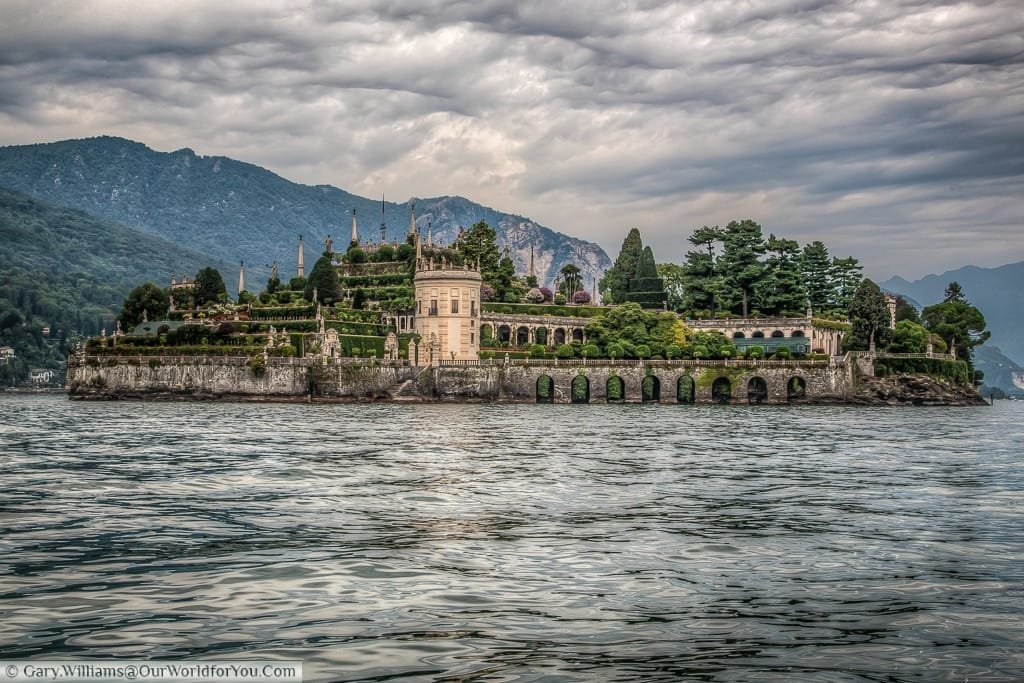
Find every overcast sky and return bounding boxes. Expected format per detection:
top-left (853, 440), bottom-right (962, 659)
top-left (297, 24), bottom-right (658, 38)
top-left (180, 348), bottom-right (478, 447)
top-left (1, 0), bottom-right (1022, 279)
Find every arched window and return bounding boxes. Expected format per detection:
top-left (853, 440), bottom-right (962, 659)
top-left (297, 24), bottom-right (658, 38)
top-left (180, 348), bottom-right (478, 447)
top-left (733, 331), bottom-right (745, 339)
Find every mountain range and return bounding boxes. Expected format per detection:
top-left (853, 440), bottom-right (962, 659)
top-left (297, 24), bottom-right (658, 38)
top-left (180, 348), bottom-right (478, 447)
top-left (0, 136), bottom-right (611, 290)
top-left (881, 263), bottom-right (1024, 394)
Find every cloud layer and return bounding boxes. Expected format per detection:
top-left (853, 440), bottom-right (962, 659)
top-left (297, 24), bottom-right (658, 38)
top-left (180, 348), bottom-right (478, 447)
top-left (1, 0), bottom-right (1022, 278)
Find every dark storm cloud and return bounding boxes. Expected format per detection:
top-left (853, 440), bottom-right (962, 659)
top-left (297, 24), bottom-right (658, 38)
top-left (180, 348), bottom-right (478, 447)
top-left (0, 0), bottom-right (1022, 277)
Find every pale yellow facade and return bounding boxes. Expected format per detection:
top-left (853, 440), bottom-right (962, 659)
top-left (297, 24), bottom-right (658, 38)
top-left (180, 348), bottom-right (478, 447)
top-left (413, 262), bottom-right (482, 364)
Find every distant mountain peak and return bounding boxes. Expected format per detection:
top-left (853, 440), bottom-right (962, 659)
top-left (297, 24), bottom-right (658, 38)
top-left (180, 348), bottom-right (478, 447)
top-left (0, 136), bottom-right (612, 288)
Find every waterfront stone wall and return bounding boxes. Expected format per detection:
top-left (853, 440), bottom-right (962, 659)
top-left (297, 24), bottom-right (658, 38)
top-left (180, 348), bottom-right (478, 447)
top-left (68, 356), bottom-right (416, 400)
top-left (431, 360), bottom-right (851, 404)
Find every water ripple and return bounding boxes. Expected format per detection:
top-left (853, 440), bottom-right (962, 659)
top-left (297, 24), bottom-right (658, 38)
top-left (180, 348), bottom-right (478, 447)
top-left (1, 396), bottom-right (1023, 681)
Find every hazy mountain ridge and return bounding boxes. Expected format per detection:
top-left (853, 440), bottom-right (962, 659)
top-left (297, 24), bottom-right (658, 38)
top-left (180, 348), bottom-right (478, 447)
top-left (0, 186), bottom-right (230, 383)
top-left (0, 136), bottom-right (611, 288)
top-left (881, 262), bottom-right (1024, 389)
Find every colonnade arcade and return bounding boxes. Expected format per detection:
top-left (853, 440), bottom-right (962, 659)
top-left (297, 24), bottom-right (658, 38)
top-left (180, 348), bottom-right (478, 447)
top-left (480, 314), bottom-right (588, 348)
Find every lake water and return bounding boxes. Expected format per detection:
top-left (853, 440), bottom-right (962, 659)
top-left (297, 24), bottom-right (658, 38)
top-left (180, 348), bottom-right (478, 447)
top-left (1, 395), bottom-right (1022, 681)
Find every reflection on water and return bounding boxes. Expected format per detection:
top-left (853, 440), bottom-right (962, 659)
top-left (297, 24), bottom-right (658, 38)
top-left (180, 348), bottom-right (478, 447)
top-left (1, 396), bottom-right (1023, 681)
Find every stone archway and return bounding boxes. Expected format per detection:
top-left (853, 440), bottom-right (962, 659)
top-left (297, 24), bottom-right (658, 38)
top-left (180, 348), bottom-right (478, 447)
top-left (787, 376), bottom-right (807, 401)
top-left (554, 328), bottom-right (567, 345)
top-left (641, 375), bottom-right (660, 403)
top-left (571, 328), bottom-right (584, 343)
top-left (536, 374), bottom-right (554, 404)
top-left (712, 377), bottom-right (732, 404)
top-left (498, 325), bottom-right (511, 344)
top-left (748, 376), bottom-right (768, 404)
top-left (571, 375), bottom-right (590, 404)
top-left (606, 375), bottom-right (625, 402)
top-left (516, 326), bottom-right (530, 346)
top-left (676, 375), bottom-right (695, 404)
top-left (535, 328), bottom-right (548, 346)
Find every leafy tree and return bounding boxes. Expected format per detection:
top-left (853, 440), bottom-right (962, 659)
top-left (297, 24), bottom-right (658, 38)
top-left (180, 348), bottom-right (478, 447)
top-left (572, 290), bottom-right (592, 304)
top-left (718, 219), bottom-right (766, 317)
top-left (288, 276), bottom-right (306, 291)
top-left (801, 241), bottom-right (833, 313)
top-left (846, 278), bottom-right (892, 351)
top-left (600, 228), bottom-right (644, 305)
top-left (922, 289), bottom-right (989, 364)
top-left (657, 262), bottom-right (686, 311)
top-left (687, 330), bottom-right (736, 359)
top-left (347, 245), bottom-right (367, 264)
top-left (118, 283), bottom-right (169, 329)
top-left (584, 303), bottom-right (686, 358)
top-left (887, 320), bottom-right (930, 353)
top-left (556, 343), bottom-right (575, 358)
top-left (193, 267), bottom-right (227, 308)
top-left (894, 296), bottom-right (919, 323)
top-left (304, 255), bottom-right (340, 304)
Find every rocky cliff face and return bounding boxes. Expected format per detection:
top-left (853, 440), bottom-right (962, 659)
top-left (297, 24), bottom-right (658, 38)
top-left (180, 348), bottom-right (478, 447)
top-left (850, 374), bottom-right (987, 406)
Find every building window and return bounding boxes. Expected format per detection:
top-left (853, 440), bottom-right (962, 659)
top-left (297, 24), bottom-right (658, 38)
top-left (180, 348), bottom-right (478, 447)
top-left (417, 301), bottom-right (422, 314)
top-left (471, 333), bottom-right (474, 344)
top-left (429, 299), bottom-right (438, 316)
top-left (451, 299), bottom-right (459, 314)
top-left (471, 301), bottom-right (477, 316)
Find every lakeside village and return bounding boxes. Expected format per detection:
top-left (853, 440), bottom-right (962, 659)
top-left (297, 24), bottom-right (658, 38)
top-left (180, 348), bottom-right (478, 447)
top-left (67, 210), bottom-right (988, 404)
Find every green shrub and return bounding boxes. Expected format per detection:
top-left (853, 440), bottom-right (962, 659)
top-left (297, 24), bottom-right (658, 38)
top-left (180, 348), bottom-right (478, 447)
top-left (556, 343), bottom-right (575, 358)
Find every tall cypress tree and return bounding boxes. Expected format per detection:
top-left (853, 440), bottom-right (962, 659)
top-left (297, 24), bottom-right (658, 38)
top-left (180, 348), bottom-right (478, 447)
top-left (600, 228), bottom-right (644, 304)
top-left (304, 255), bottom-right (341, 304)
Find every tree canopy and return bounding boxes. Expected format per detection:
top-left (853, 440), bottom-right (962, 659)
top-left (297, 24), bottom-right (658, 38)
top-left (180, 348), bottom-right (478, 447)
top-left (304, 255), bottom-right (341, 304)
top-left (922, 285), bottom-right (989, 364)
top-left (193, 267), bottom-right (227, 308)
top-left (119, 282), bottom-right (169, 330)
top-left (846, 278), bottom-right (892, 351)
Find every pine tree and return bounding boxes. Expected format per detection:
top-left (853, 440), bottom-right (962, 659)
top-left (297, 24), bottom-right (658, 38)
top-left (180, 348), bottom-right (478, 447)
top-left (679, 225), bottom-right (724, 315)
top-left (830, 256), bottom-right (863, 311)
top-left (718, 219), bottom-right (766, 317)
top-left (758, 235), bottom-right (806, 316)
top-left (801, 241), bottom-right (832, 313)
